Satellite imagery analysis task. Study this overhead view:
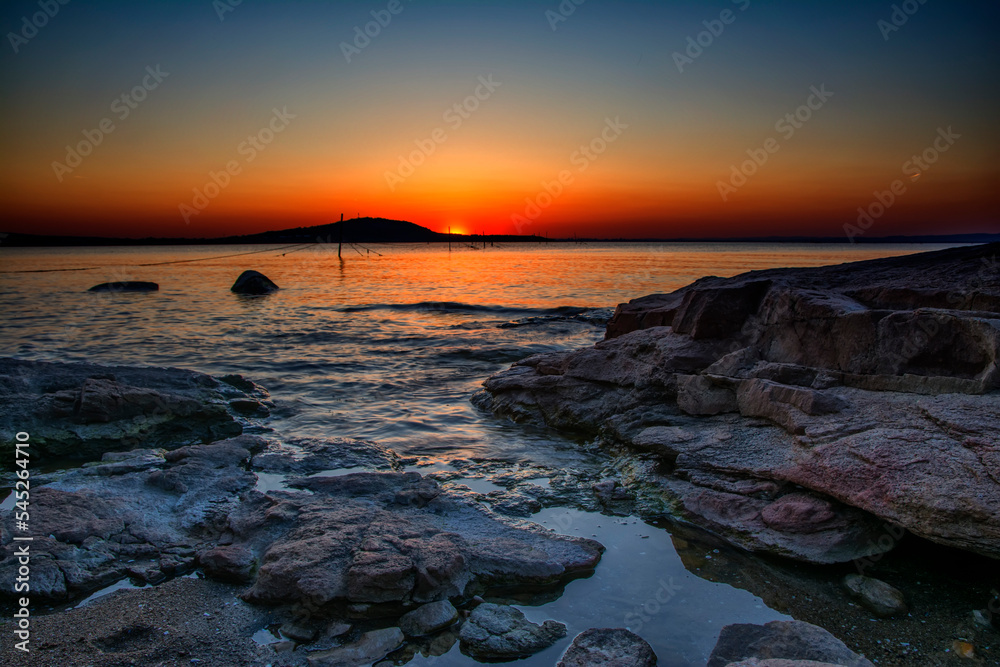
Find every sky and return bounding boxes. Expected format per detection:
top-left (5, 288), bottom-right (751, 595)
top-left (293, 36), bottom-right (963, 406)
top-left (1, 0), bottom-right (997, 239)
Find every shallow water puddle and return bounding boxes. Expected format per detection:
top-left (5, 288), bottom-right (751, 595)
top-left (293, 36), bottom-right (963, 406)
top-left (446, 477), bottom-right (505, 495)
top-left (403, 507), bottom-right (790, 666)
top-left (251, 625), bottom-right (283, 645)
top-left (254, 472), bottom-right (290, 494)
top-left (71, 579), bottom-right (147, 609)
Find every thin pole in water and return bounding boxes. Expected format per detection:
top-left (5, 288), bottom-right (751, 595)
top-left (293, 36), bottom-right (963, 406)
top-left (338, 213), bottom-right (344, 259)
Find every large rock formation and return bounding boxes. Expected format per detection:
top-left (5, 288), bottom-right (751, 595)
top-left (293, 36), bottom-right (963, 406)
top-left (477, 244), bottom-right (1000, 562)
top-left (0, 436), bottom-right (603, 609)
top-left (0, 357), bottom-right (271, 464)
top-left (237, 472), bottom-right (604, 609)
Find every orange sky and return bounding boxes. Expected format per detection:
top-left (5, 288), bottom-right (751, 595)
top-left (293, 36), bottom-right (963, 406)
top-left (1, 1), bottom-right (997, 239)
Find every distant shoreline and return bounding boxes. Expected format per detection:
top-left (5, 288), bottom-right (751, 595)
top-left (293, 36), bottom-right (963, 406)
top-left (1, 218), bottom-right (996, 248)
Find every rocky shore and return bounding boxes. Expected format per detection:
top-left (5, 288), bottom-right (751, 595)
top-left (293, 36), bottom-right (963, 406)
top-left (0, 358), bottom-right (908, 667)
top-left (2, 243), bottom-right (998, 665)
top-left (477, 243), bottom-right (1000, 567)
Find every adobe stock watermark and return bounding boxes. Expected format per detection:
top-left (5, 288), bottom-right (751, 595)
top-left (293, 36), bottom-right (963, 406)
top-left (179, 107), bottom-right (296, 224)
top-left (384, 75), bottom-right (501, 192)
top-left (878, 0), bottom-right (929, 41)
top-left (51, 65), bottom-right (170, 183)
top-left (672, 0), bottom-right (750, 73)
top-left (341, 0), bottom-right (413, 63)
top-left (844, 126), bottom-right (960, 241)
top-left (7, 0), bottom-right (70, 54)
top-left (717, 84), bottom-right (833, 201)
top-left (213, 0), bottom-right (243, 22)
top-left (624, 576), bottom-right (681, 634)
top-left (546, 0), bottom-right (587, 32)
top-left (512, 116), bottom-right (628, 233)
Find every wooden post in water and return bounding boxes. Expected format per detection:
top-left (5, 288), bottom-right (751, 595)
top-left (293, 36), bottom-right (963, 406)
top-left (448, 227), bottom-right (452, 253)
top-left (338, 213), bottom-right (344, 259)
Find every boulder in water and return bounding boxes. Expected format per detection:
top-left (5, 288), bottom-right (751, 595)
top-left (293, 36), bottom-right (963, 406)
top-left (558, 628), bottom-right (657, 666)
top-left (231, 270), bottom-right (278, 295)
top-left (459, 602), bottom-right (567, 660)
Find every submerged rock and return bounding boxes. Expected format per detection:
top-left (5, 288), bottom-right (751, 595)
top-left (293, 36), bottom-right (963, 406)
top-left (707, 620), bottom-right (874, 667)
top-left (557, 628), bottom-right (657, 666)
top-left (88, 281), bottom-right (159, 292)
top-left (458, 602), bottom-right (567, 660)
top-left (306, 627), bottom-right (404, 666)
top-left (231, 270), bottom-right (279, 295)
top-left (0, 358), bottom-right (269, 464)
top-left (479, 244), bottom-right (1000, 562)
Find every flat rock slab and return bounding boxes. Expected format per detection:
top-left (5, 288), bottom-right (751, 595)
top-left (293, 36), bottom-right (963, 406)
top-left (0, 436), bottom-right (264, 602)
top-left (0, 357), bottom-right (269, 464)
top-left (558, 628), bottom-right (657, 666)
top-left (306, 627), bottom-right (404, 666)
top-left (236, 472), bottom-right (604, 608)
top-left (459, 602), bottom-right (567, 660)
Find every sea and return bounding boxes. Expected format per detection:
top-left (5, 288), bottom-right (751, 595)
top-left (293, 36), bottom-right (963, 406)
top-left (0, 242), bottom-right (959, 665)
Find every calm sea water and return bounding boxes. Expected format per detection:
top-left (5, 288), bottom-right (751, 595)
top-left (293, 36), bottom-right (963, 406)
top-left (0, 242), bottom-right (956, 664)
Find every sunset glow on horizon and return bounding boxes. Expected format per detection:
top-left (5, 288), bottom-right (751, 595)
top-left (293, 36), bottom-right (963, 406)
top-left (1, 0), bottom-right (997, 239)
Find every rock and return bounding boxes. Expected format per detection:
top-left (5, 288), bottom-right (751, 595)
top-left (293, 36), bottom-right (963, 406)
top-left (1, 433), bottom-right (594, 611)
top-left (842, 574), bottom-right (907, 617)
top-left (251, 436), bottom-right (400, 475)
top-left (308, 621), bottom-right (353, 651)
top-left (88, 281), bottom-right (159, 292)
top-left (306, 627), bottom-right (404, 667)
top-left (557, 628), bottom-right (657, 666)
top-left (0, 358), bottom-right (265, 464)
top-left (398, 600), bottom-right (458, 636)
top-left (0, 436), bottom-right (264, 603)
top-left (760, 494), bottom-right (838, 534)
top-left (458, 602), bottom-right (567, 660)
top-left (279, 622), bottom-right (317, 642)
top-left (951, 640), bottom-right (976, 659)
top-left (677, 374), bottom-right (738, 415)
top-left (736, 379), bottom-right (848, 434)
top-left (231, 270), bottom-right (279, 295)
top-left (673, 483), bottom-right (890, 564)
top-left (198, 545), bottom-right (256, 583)
top-left (479, 244), bottom-right (1000, 562)
top-left (593, 480), bottom-right (631, 502)
top-left (26, 487), bottom-right (126, 543)
top-left (238, 472), bottom-right (604, 607)
top-left (707, 620), bottom-right (874, 667)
